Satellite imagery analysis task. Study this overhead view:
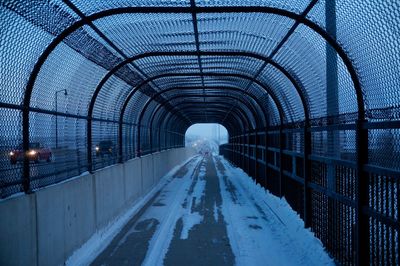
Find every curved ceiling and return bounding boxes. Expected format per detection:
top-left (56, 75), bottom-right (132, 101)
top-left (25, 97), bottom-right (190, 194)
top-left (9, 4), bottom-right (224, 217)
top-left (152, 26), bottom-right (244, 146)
top-left (1, 0), bottom-right (399, 145)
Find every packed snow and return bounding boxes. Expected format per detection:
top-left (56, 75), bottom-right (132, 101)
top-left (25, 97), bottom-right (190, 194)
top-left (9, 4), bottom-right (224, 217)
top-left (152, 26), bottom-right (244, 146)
top-left (67, 154), bottom-right (334, 266)
top-left (214, 156), bottom-right (334, 266)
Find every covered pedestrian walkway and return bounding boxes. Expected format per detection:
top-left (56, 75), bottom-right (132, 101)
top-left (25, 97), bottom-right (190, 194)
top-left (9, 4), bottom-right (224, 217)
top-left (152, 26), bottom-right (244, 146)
top-left (0, 0), bottom-right (399, 265)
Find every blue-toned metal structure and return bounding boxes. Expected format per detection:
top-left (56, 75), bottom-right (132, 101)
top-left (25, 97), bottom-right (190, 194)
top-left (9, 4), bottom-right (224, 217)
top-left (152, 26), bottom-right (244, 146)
top-left (0, 0), bottom-right (399, 264)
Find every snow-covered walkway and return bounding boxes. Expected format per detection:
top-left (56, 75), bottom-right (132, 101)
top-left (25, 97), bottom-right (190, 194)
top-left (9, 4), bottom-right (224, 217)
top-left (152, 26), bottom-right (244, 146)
top-left (75, 155), bottom-right (334, 266)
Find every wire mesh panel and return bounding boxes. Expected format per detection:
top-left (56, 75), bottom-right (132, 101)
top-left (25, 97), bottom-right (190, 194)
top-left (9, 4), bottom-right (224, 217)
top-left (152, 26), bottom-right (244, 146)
top-left (28, 112), bottom-right (88, 190)
top-left (91, 120), bottom-right (119, 170)
top-left (122, 123), bottom-right (136, 161)
top-left (0, 108), bottom-right (23, 198)
top-left (368, 170), bottom-right (399, 265)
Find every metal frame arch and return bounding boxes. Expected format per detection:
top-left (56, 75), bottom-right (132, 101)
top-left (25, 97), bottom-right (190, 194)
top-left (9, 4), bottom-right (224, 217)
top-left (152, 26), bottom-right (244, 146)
top-left (148, 94), bottom-right (264, 128)
top-left (138, 86), bottom-right (268, 129)
top-left (23, 6), bottom-right (364, 119)
top-left (142, 94), bottom-right (260, 129)
top-left (140, 86), bottom-right (271, 152)
top-left (117, 71), bottom-right (285, 158)
top-left (119, 72), bottom-right (285, 126)
top-left (164, 104), bottom-right (252, 132)
top-left (23, 6), bottom-right (365, 125)
top-left (146, 86), bottom-right (270, 128)
top-left (162, 103), bottom-right (251, 137)
top-left (86, 51), bottom-right (310, 123)
top-left (147, 94), bottom-right (239, 150)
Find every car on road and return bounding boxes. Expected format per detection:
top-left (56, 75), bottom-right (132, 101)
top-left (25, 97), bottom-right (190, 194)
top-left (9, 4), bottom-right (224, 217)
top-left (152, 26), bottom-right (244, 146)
top-left (95, 140), bottom-right (114, 157)
top-left (9, 142), bottom-right (52, 164)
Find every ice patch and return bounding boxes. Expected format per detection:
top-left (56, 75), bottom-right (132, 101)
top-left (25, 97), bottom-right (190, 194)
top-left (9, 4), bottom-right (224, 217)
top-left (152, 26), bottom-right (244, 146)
top-left (180, 211), bottom-right (203, 239)
top-left (213, 201), bottom-right (219, 222)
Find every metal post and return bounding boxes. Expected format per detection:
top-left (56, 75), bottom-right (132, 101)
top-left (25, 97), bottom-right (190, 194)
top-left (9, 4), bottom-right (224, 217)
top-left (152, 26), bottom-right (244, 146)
top-left (55, 89), bottom-right (67, 149)
top-left (55, 94), bottom-right (58, 149)
top-left (22, 109), bottom-right (30, 193)
top-left (246, 131), bottom-right (250, 179)
top-left (118, 120), bottom-right (123, 163)
top-left (355, 119), bottom-right (369, 266)
top-left (326, 0), bottom-right (339, 251)
top-left (254, 129), bottom-right (259, 183)
top-left (150, 126), bottom-right (153, 153)
top-left (242, 134), bottom-right (246, 171)
top-left (303, 121), bottom-right (312, 228)
top-left (233, 136), bottom-right (236, 165)
top-left (279, 125), bottom-right (284, 197)
top-left (87, 117), bottom-right (93, 173)
top-left (164, 131), bottom-right (168, 150)
top-left (265, 127), bottom-right (269, 189)
top-left (137, 125), bottom-right (141, 157)
top-left (158, 129), bottom-right (161, 152)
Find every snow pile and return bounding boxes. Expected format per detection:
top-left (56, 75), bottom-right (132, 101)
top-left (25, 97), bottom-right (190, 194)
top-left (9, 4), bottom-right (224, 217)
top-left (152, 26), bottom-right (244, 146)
top-left (215, 156), bottom-right (334, 266)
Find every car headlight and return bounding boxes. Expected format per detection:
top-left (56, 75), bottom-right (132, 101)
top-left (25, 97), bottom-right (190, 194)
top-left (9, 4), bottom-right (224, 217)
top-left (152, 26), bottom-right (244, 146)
top-left (28, 150), bottom-right (37, 156)
top-left (9, 151), bottom-right (14, 156)
top-left (95, 146), bottom-right (100, 151)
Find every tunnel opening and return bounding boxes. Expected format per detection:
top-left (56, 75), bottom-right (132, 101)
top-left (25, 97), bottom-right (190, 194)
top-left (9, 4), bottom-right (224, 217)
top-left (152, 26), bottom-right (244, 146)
top-left (185, 123), bottom-right (228, 155)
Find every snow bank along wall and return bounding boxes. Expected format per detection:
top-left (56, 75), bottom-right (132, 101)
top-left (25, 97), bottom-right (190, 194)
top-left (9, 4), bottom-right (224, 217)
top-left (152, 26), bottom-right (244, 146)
top-left (0, 147), bottom-right (196, 266)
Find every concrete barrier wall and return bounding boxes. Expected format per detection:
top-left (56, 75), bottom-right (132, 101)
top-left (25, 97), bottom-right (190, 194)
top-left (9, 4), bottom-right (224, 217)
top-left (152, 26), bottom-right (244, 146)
top-left (0, 147), bottom-right (195, 266)
top-left (141, 154), bottom-right (154, 194)
top-left (36, 174), bottom-right (95, 266)
top-left (0, 194), bottom-right (37, 266)
top-left (123, 158), bottom-right (142, 205)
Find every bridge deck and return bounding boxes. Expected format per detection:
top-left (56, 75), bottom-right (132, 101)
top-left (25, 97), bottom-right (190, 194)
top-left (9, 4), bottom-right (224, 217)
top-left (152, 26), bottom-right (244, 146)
top-left (89, 155), bottom-right (333, 266)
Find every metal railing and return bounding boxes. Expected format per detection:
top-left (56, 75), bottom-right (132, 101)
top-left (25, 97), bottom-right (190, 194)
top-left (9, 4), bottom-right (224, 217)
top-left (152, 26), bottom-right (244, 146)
top-left (220, 117), bottom-right (400, 266)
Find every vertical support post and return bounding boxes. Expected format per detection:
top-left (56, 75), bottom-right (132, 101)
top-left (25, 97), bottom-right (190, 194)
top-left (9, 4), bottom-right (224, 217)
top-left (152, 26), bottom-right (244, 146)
top-left (241, 134), bottom-right (246, 170)
top-left (137, 125), bottom-right (141, 157)
top-left (279, 125), bottom-right (284, 197)
top-left (247, 131), bottom-right (251, 176)
top-left (254, 129), bottom-right (259, 182)
top-left (235, 136), bottom-right (238, 165)
top-left (158, 129), bottom-right (161, 151)
top-left (87, 117), bottom-right (93, 173)
top-left (355, 119), bottom-right (369, 266)
top-left (326, 0), bottom-right (339, 252)
top-left (264, 127), bottom-right (269, 189)
top-left (22, 108), bottom-right (31, 193)
top-left (303, 120), bottom-right (312, 228)
top-left (55, 96), bottom-right (58, 149)
top-left (118, 120), bottom-right (123, 163)
top-left (149, 126), bottom-right (153, 153)
top-left (231, 136), bottom-right (234, 164)
top-left (164, 130), bottom-right (168, 150)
